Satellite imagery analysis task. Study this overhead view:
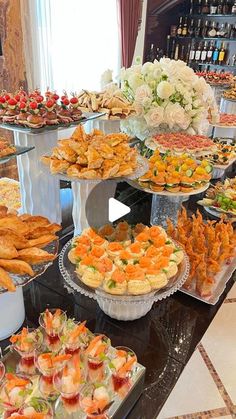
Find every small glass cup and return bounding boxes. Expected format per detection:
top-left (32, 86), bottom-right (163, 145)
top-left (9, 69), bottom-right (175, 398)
top-left (0, 374), bottom-right (33, 416)
top-left (35, 351), bottom-right (70, 401)
top-left (85, 335), bottom-right (111, 384)
top-left (63, 320), bottom-right (92, 357)
top-left (53, 368), bottom-right (84, 415)
top-left (11, 328), bottom-right (43, 376)
top-left (18, 397), bottom-right (54, 418)
top-left (109, 346), bottom-right (137, 399)
top-left (39, 308), bottom-right (67, 352)
top-left (80, 383), bottom-right (113, 419)
top-left (0, 361), bottom-right (5, 383)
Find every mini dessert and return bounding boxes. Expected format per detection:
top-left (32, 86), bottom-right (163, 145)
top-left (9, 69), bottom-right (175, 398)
top-left (39, 308), bottom-right (67, 351)
top-left (10, 327), bottom-right (43, 375)
top-left (0, 373), bottom-right (32, 415)
top-left (80, 384), bottom-right (113, 419)
top-left (110, 347), bottom-right (137, 398)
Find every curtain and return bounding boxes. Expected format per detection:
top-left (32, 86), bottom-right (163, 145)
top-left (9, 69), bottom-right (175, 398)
top-left (20, 0), bottom-right (54, 91)
top-left (20, 0), bottom-right (120, 93)
top-left (117, 0), bottom-right (141, 68)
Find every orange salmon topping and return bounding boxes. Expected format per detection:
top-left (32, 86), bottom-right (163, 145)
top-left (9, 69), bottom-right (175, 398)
top-left (90, 246), bottom-right (105, 258)
top-left (149, 226), bottom-right (162, 238)
top-left (112, 269), bottom-right (126, 283)
top-left (152, 236), bottom-right (166, 247)
top-left (125, 265), bottom-right (145, 280)
top-left (139, 256), bottom-right (152, 268)
top-left (135, 232), bottom-right (150, 242)
top-left (120, 250), bottom-right (132, 260)
top-left (74, 244), bottom-right (88, 257)
top-left (81, 256), bottom-right (94, 266)
top-left (96, 257), bottom-right (113, 273)
top-left (129, 243), bottom-right (142, 254)
top-left (108, 242), bottom-right (123, 252)
top-left (146, 246), bottom-right (159, 258)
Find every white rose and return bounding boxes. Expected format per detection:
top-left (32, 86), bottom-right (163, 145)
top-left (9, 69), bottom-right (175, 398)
top-left (141, 62), bottom-right (154, 76)
top-left (144, 106), bottom-right (164, 127)
top-left (156, 81), bottom-right (174, 100)
top-left (164, 103), bottom-right (191, 130)
top-left (135, 85), bottom-right (152, 107)
top-left (128, 73), bottom-right (144, 92)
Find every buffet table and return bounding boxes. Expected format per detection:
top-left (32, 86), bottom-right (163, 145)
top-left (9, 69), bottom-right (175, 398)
top-left (0, 185), bottom-right (235, 419)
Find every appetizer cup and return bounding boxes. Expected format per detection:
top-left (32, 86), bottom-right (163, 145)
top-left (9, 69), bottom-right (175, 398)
top-left (110, 346), bottom-right (137, 398)
top-left (0, 360), bottom-right (5, 383)
top-left (35, 351), bottom-right (71, 400)
top-left (17, 397), bottom-right (54, 418)
top-left (62, 319), bottom-right (91, 357)
top-left (39, 308), bottom-right (67, 352)
top-left (53, 366), bottom-right (84, 414)
top-left (10, 327), bottom-right (43, 376)
top-left (85, 335), bottom-right (111, 384)
top-left (0, 374), bottom-right (33, 416)
top-left (80, 383), bottom-right (113, 419)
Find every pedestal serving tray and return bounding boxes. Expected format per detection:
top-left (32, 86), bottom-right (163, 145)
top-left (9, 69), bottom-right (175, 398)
top-left (0, 343), bottom-right (146, 418)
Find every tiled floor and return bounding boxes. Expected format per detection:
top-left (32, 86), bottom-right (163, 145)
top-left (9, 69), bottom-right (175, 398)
top-left (157, 281), bottom-right (236, 419)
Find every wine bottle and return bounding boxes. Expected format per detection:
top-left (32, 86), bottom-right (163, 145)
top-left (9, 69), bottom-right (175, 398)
top-left (189, 41), bottom-right (196, 61)
top-left (202, 20), bottom-right (209, 37)
top-left (232, 0), bottom-right (236, 13)
top-left (180, 45), bottom-right (185, 60)
top-left (201, 41), bottom-right (208, 61)
top-left (195, 0), bottom-right (202, 14)
top-left (195, 19), bottom-right (202, 37)
top-left (202, 0), bottom-right (210, 13)
top-left (230, 23), bottom-right (236, 38)
top-left (217, 0), bottom-right (224, 14)
top-left (189, 0), bottom-right (194, 14)
top-left (218, 42), bottom-right (226, 63)
top-left (207, 41), bottom-right (214, 62)
top-left (210, 0), bottom-right (218, 14)
top-left (188, 19), bottom-right (195, 36)
top-left (208, 21), bottom-right (217, 37)
top-left (170, 39), bottom-right (176, 59)
top-left (212, 42), bottom-right (219, 63)
top-left (182, 17), bottom-right (188, 36)
top-left (195, 42), bottom-right (202, 61)
top-left (174, 43), bottom-right (180, 60)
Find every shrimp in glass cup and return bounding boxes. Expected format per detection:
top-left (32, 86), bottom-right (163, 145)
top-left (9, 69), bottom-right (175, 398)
top-left (10, 328), bottom-right (43, 376)
top-left (109, 346), bottom-right (137, 398)
top-left (39, 309), bottom-right (67, 352)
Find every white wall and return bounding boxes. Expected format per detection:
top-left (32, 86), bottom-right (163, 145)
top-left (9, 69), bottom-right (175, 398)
top-left (132, 0), bottom-right (148, 64)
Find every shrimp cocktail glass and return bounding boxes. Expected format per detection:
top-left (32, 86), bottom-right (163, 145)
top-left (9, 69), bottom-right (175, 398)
top-left (10, 328), bottom-right (43, 376)
top-left (0, 361), bottom-right (5, 383)
top-left (35, 351), bottom-right (71, 400)
top-left (62, 319), bottom-right (92, 357)
top-left (0, 373), bottom-right (32, 417)
top-left (53, 355), bottom-right (84, 415)
top-left (16, 397), bottom-right (54, 418)
top-left (84, 335), bottom-right (111, 384)
top-left (109, 346), bottom-right (137, 398)
top-left (39, 308), bottom-right (67, 352)
top-left (80, 383), bottom-right (113, 419)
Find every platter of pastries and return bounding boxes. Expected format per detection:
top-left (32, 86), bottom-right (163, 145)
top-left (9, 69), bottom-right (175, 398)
top-left (210, 113), bottom-right (236, 127)
top-left (0, 206), bottom-right (61, 292)
top-left (195, 70), bottom-right (234, 87)
top-left (0, 88), bottom-right (104, 132)
top-left (167, 207), bottom-right (236, 304)
top-left (60, 221), bottom-right (187, 297)
top-left (0, 309), bottom-right (145, 418)
top-left (223, 86), bottom-right (236, 101)
top-left (198, 178), bottom-right (236, 217)
top-left (77, 88), bottom-right (135, 119)
top-left (145, 133), bottom-right (217, 157)
top-left (42, 125), bottom-right (147, 181)
top-left (129, 150), bottom-right (212, 195)
top-left (0, 178), bottom-right (21, 211)
top-left (0, 137), bottom-right (16, 158)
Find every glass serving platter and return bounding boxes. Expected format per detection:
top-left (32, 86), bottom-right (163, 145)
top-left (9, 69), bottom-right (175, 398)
top-left (127, 179), bottom-right (210, 197)
top-left (0, 240), bottom-right (59, 294)
top-left (44, 154), bottom-right (149, 185)
top-left (59, 239), bottom-right (190, 321)
top-left (0, 112), bottom-right (105, 135)
top-left (0, 336), bottom-right (146, 419)
top-left (0, 146), bottom-right (35, 164)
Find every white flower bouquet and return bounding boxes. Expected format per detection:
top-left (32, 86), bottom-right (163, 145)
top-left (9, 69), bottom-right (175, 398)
top-left (120, 58), bottom-right (219, 140)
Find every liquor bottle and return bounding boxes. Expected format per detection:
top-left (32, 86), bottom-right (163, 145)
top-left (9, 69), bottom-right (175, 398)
top-left (218, 23), bottom-right (227, 37)
top-left (232, 0), bottom-right (236, 13)
top-left (189, 41), bottom-right (196, 61)
top-left (207, 21), bottom-right (217, 36)
top-left (202, 0), bottom-right (210, 13)
top-left (166, 35), bottom-right (171, 57)
top-left (195, 19), bottom-right (202, 37)
top-left (149, 44), bottom-right (156, 61)
top-left (195, 42), bottom-right (202, 61)
top-left (207, 40), bottom-right (215, 62)
top-left (188, 19), bottom-right (195, 36)
top-left (210, 0), bottom-right (218, 14)
top-left (201, 41), bottom-right (208, 61)
top-left (217, 0), bottom-right (224, 14)
top-left (177, 17), bottom-right (183, 36)
top-left (174, 43), bottom-right (180, 60)
top-left (223, 0), bottom-right (231, 14)
top-left (212, 42), bottom-right (219, 63)
top-left (182, 18), bottom-right (188, 36)
top-left (230, 23), bottom-right (236, 38)
top-left (170, 39), bottom-right (176, 59)
top-left (195, 0), bottom-right (202, 14)
top-left (225, 23), bottom-right (232, 37)
top-left (202, 20), bottom-right (209, 37)
top-left (186, 42), bottom-right (192, 62)
top-left (218, 42), bottom-right (226, 63)
top-left (180, 45), bottom-right (185, 60)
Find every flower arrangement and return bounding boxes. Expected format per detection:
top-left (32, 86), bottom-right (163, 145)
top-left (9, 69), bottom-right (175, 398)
top-left (120, 58), bottom-right (219, 140)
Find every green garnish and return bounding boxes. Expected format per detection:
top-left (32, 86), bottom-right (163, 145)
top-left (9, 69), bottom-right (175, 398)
top-left (30, 397), bottom-right (48, 413)
top-left (108, 280), bottom-right (116, 289)
top-left (174, 248), bottom-right (180, 253)
top-left (94, 383), bottom-right (104, 388)
top-left (99, 353), bottom-right (109, 361)
top-left (133, 260), bottom-right (139, 265)
top-left (88, 265), bottom-right (97, 272)
top-left (121, 259), bottom-right (128, 265)
top-left (109, 362), bottom-right (115, 369)
top-left (162, 268), bottom-right (168, 273)
top-left (165, 240), bottom-right (171, 245)
top-left (6, 365), bottom-right (14, 373)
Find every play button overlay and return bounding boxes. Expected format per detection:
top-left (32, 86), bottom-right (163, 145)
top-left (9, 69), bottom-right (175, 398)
top-left (85, 181), bottom-right (131, 230)
top-left (108, 198), bottom-right (130, 222)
